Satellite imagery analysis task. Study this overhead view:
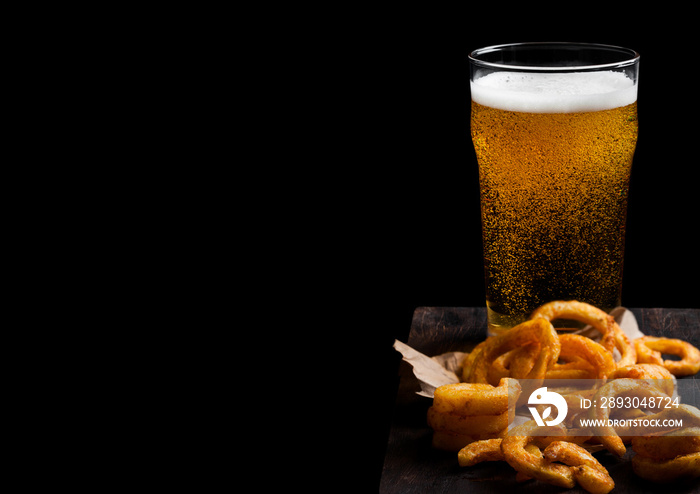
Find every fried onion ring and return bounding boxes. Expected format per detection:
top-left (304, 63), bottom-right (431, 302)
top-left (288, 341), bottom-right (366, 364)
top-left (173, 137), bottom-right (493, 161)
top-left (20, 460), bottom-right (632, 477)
top-left (466, 318), bottom-right (560, 385)
top-left (631, 452), bottom-right (700, 482)
top-left (514, 444), bottom-right (548, 482)
top-left (545, 362), bottom-right (597, 380)
top-left (458, 425), bottom-right (617, 492)
top-left (543, 440), bottom-right (608, 473)
top-left (543, 441), bottom-right (614, 494)
top-left (632, 428), bottom-right (700, 460)
top-left (531, 300), bottom-right (616, 333)
top-left (458, 438), bottom-right (504, 466)
top-left (609, 363), bottom-right (675, 395)
top-left (634, 336), bottom-right (700, 377)
top-left (626, 404), bottom-right (700, 434)
top-left (461, 340), bottom-right (489, 382)
top-left (432, 378), bottom-right (522, 416)
top-left (530, 300), bottom-right (636, 368)
top-left (549, 334), bottom-right (616, 380)
top-left (607, 405), bottom-right (700, 444)
top-left (571, 465), bottom-right (616, 494)
top-left (487, 343), bottom-right (539, 384)
top-left (500, 421), bottom-right (575, 488)
top-left (587, 378), bottom-right (671, 456)
top-left (605, 326), bottom-right (636, 368)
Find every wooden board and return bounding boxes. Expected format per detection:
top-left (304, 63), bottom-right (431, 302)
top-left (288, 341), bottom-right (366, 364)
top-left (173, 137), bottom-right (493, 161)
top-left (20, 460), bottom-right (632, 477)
top-left (380, 307), bottom-right (700, 494)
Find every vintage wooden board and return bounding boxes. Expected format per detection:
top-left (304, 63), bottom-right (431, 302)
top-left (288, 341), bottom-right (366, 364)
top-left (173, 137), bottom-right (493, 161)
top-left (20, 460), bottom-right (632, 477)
top-left (380, 307), bottom-right (700, 494)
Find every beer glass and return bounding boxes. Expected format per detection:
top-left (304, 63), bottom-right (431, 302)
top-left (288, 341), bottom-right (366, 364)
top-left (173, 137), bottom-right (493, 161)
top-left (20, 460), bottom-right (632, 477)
top-left (469, 43), bottom-right (640, 333)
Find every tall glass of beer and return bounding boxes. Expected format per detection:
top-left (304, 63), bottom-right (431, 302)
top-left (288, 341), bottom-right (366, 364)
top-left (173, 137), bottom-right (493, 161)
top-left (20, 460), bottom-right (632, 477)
top-left (469, 43), bottom-right (640, 333)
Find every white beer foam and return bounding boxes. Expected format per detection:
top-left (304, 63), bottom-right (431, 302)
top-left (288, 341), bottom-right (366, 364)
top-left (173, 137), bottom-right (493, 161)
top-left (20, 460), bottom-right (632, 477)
top-left (471, 71), bottom-right (637, 113)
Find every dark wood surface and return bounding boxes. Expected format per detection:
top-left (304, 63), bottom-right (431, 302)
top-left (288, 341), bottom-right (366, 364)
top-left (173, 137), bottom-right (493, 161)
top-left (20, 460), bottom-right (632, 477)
top-left (380, 307), bottom-right (700, 494)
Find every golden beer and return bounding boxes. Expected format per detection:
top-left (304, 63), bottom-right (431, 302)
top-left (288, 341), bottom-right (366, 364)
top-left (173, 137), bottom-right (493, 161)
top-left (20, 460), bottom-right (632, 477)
top-left (470, 67), bottom-right (639, 332)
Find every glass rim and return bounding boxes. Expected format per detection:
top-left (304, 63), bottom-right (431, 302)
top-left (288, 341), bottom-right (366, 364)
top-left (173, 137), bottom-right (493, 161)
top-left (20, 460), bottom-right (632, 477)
top-left (469, 42), bottom-right (640, 72)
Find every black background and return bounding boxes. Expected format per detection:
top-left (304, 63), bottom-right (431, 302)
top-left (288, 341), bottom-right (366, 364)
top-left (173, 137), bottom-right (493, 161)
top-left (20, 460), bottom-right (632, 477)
top-left (357, 11), bottom-right (700, 492)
